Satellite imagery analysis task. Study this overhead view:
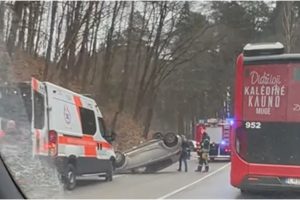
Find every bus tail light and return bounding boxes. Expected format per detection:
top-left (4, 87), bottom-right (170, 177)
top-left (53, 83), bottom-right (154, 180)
top-left (48, 130), bottom-right (58, 156)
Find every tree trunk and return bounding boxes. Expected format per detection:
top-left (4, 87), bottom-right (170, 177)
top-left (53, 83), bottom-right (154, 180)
top-left (7, 2), bottom-right (24, 57)
top-left (34, 2), bottom-right (45, 57)
top-left (97, 1), bottom-right (120, 101)
top-left (26, 2), bottom-right (39, 55)
top-left (0, 2), bottom-right (5, 40)
top-left (18, 5), bottom-right (27, 49)
top-left (78, 2), bottom-right (94, 89)
top-left (143, 89), bottom-right (158, 138)
top-left (90, 1), bottom-right (105, 85)
top-left (44, 1), bottom-right (57, 80)
top-left (54, 2), bottom-right (66, 64)
top-left (133, 2), bottom-right (168, 120)
top-left (111, 2), bottom-right (135, 131)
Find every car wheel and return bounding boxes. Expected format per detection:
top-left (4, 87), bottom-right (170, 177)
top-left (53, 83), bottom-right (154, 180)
top-left (115, 151), bottom-right (126, 168)
top-left (163, 132), bottom-right (178, 147)
top-left (153, 132), bottom-right (163, 140)
top-left (105, 161), bottom-right (113, 182)
top-left (63, 163), bottom-right (77, 190)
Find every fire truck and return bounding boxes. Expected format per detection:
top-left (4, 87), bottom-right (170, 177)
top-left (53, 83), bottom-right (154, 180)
top-left (195, 118), bottom-right (233, 161)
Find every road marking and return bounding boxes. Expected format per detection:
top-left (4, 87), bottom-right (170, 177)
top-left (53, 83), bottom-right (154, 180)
top-left (157, 163), bottom-right (230, 199)
top-left (77, 174), bottom-right (124, 181)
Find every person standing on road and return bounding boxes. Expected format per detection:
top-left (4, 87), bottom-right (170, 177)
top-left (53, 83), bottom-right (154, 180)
top-left (178, 135), bottom-right (189, 172)
top-left (195, 127), bottom-right (210, 172)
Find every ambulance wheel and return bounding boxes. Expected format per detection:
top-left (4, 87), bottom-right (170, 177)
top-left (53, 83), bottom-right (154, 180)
top-left (105, 161), bottom-right (113, 182)
top-left (64, 164), bottom-right (77, 190)
top-left (163, 132), bottom-right (178, 147)
top-left (115, 151), bottom-right (126, 168)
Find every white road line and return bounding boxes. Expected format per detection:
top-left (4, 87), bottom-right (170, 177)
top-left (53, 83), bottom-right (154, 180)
top-left (157, 163), bottom-right (231, 199)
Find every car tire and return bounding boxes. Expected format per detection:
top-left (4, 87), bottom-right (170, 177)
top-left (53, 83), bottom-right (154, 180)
top-left (63, 163), bottom-right (77, 190)
top-left (153, 132), bottom-right (163, 140)
top-left (115, 151), bottom-right (126, 168)
top-left (105, 161), bottom-right (113, 182)
top-left (163, 132), bottom-right (178, 147)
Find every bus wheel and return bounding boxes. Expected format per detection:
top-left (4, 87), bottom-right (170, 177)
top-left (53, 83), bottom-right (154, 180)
top-left (64, 164), bottom-right (77, 190)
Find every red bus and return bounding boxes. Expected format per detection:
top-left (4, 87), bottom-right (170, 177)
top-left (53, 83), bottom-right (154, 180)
top-left (231, 42), bottom-right (300, 192)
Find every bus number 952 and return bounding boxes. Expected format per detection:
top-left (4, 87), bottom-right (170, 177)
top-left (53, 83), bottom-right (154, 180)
top-left (245, 122), bottom-right (261, 129)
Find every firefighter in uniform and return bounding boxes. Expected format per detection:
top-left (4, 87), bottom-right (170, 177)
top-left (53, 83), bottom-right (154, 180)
top-left (195, 127), bottom-right (210, 172)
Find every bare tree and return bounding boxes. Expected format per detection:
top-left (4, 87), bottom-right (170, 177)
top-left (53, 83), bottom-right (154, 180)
top-left (34, 1), bottom-right (45, 57)
top-left (18, 3), bottom-right (27, 49)
top-left (282, 1), bottom-right (297, 53)
top-left (7, 2), bottom-right (25, 57)
top-left (54, 2), bottom-right (67, 64)
top-left (44, 1), bottom-right (57, 80)
top-left (111, 1), bottom-right (135, 130)
top-left (90, 1), bottom-right (105, 84)
top-left (0, 2), bottom-right (5, 40)
top-left (26, 2), bottom-right (40, 55)
top-left (97, 1), bottom-right (122, 101)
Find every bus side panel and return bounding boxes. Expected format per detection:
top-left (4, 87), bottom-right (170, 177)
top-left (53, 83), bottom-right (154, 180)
top-left (242, 65), bottom-right (289, 122)
top-left (230, 153), bottom-right (249, 187)
top-left (231, 54), bottom-right (249, 188)
top-left (249, 163), bottom-right (300, 179)
top-left (287, 65), bottom-right (300, 122)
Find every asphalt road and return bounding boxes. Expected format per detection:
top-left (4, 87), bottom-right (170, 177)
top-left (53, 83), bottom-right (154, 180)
top-left (62, 154), bottom-right (300, 199)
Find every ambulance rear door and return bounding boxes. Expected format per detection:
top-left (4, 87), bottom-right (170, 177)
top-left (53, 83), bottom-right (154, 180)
top-left (31, 78), bottom-right (49, 156)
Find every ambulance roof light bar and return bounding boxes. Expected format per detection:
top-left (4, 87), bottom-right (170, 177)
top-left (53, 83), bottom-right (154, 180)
top-left (243, 42), bottom-right (284, 57)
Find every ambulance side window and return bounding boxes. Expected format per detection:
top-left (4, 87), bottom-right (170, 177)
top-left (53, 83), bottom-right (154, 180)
top-left (33, 91), bottom-right (45, 129)
top-left (98, 117), bottom-right (106, 137)
top-left (80, 108), bottom-right (96, 135)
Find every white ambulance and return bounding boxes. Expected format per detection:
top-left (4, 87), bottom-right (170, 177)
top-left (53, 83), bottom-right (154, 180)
top-left (31, 78), bottom-right (116, 190)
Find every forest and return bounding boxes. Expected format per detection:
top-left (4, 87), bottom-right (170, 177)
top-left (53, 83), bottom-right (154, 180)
top-left (0, 1), bottom-right (299, 141)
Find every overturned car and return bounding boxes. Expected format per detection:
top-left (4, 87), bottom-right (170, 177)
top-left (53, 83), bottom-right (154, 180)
top-left (115, 132), bottom-right (182, 173)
